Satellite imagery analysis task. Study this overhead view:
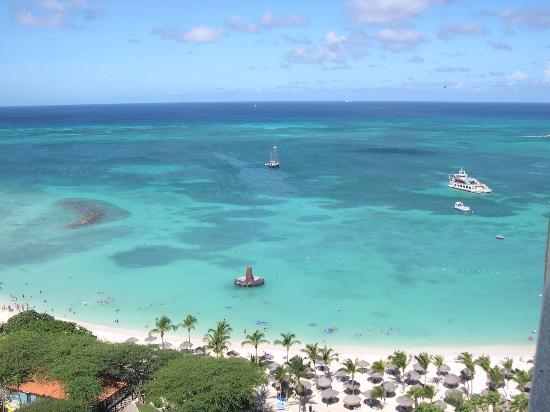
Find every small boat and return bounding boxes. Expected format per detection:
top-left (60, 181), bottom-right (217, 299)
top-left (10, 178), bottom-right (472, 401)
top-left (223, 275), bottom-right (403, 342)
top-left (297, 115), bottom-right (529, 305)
top-left (454, 202), bottom-right (471, 213)
top-left (448, 169), bottom-right (492, 193)
top-left (495, 235), bottom-right (505, 240)
top-left (265, 143), bottom-right (280, 168)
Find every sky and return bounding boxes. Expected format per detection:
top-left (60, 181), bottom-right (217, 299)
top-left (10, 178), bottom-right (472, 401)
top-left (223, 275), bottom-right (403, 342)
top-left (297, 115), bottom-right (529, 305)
top-left (1, 0), bottom-right (550, 105)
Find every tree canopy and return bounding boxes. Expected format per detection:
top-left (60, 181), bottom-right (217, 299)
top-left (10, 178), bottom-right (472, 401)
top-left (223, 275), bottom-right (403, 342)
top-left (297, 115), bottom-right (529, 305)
top-left (17, 399), bottom-right (89, 412)
top-left (143, 355), bottom-right (266, 411)
top-left (0, 310), bottom-right (93, 337)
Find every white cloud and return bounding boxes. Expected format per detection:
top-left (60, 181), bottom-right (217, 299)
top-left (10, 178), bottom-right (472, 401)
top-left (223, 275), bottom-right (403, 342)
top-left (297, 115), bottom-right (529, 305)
top-left (505, 71), bottom-right (529, 86)
top-left (345, 0), bottom-right (451, 24)
top-left (544, 64), bottom-right (550, 82)
top-left (501, 7), bottom-right (550, 30)
top-left (226, 11), bottom-right (307, 33)
top-left (152, 25), bottom-right (223, 44)
top-left (438, 21), bottom-right (488, 40)
top-left (285, 30), bottom-right (368, 64)
top-left (12, 0), bottom-right (99, 28)
top-left (376, 28), bottom-right (425, 52)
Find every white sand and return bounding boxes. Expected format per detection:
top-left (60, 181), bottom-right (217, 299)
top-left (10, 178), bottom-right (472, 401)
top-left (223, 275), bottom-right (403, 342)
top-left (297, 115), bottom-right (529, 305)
top-left (0, 307), bottom-right (535, 411)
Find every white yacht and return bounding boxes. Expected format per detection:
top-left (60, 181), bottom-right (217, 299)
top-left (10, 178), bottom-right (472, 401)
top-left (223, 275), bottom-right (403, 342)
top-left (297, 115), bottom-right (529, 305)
top-left (448, 169), bottom-right (492, 193)
top-left (454, 201), bottom-right (471, 213)
top-left (265, 144), bottom-right (279, 168)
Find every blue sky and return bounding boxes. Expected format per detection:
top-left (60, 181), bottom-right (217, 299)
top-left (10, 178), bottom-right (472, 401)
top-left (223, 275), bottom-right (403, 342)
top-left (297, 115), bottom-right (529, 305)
top-left (1, 0), bottom-right (550, 105)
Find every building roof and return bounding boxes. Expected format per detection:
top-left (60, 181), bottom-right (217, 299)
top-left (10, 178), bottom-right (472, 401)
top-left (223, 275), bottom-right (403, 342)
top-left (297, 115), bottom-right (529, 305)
top-left (8, 378), bottom-right (126, 403)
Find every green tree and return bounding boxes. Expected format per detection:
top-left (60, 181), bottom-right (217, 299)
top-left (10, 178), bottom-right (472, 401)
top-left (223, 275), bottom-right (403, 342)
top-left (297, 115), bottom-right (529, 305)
top-left (444, 390), bottom-right (464, 411)
top-left (457, 352), bottom-right (475, 394)
top-left (18, 399), bottom-right (89, 412)
top-left (370, 359), bottom-right (386, 375)
top-left (511, 392), bottom-right (529, 412)
top-left (150, 316), bottom-right (175, 349)
top-left (483, 390), bottom-right (502, 410)
top-left (407, 385), bottom-right (424, 408)
top-left (274, 332), bottom-right (301, 362)
top-left (432, 355), bottom-right (444, 369)
top-left (203, 320), bottom-right (232, 357)
top-left (241, 330), bottom-right (269, 364)
top-left (287, 356), bottom-right (309, 406)
top-left (0, 310), bottom-right (93, 337)
top-left (342, 358), bottom-right (360, 389)
top-left (273, 365), bottom-right (290, 399)
top-left (301, 343), bottom-right (319, 377)
top-left (371, 385), bottom-right (386, 408)
top-left (389, 350), bottom-right (410, 389)
top-left (179, 314), bottom-right (197, 346)
top-left (422, 385), bottom-right (436, 403)
top-left (487, 366), bottom-right (504, 392)
top-left (501, 357), bottom-right (514, 391)
top-left (318, 346), bottom-right (338, 377)
top-left (143, 355), bottom-right (266, 411)
top-left (415, 352), bottom-right (431, 384)
top-left (514, 369), bottom-right (532, 391)
top-left (415, 402), bottom-right (444, 412)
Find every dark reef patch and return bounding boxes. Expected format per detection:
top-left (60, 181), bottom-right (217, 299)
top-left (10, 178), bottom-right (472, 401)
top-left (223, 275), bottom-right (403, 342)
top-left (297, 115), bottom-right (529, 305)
top-left (58, 198), bottom-right (129, 228)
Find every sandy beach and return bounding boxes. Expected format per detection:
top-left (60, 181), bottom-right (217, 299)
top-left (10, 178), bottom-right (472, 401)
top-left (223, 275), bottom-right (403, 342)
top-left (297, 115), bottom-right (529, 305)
top-left (0, 306), bottom-right (536, 411)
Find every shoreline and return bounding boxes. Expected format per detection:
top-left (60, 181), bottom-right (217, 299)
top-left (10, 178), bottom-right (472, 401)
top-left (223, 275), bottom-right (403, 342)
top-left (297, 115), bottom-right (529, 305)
top-left (0, 308), bottom-right (535, 359)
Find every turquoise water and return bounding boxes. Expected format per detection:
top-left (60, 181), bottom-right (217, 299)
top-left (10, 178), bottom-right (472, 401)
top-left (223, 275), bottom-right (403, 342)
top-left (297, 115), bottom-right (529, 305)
top-left (0, 102), bottom-right (549, 347)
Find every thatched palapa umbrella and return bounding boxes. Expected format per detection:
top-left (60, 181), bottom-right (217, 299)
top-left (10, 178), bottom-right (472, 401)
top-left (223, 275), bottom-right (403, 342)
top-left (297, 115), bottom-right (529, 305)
top-left (125, 337), bottom-right (139, 344)
top-left (413, 362), bottom-right (426, 374)
top-left (343, 381), bottom-right (361, 393)
top-left (382, 381), bottom-right (397, 394)
top-left (180, 341), bottom-right (193, 350)
top-left (343, 394), bottom-right (361, 409)
top-left (316, 376), bottom-right (332, 389)
top-left (434, 400), bottom-right (447, 410)
top-left (396, 395), bottom-right (414, 408)
top-left (144, 335), bottom-right (157, 343)
top-left (163, 342), bottom-right (173, 348)
top-left (443, 374), bottom-right (460, 388)
top-left (437, 364), bottom-right (451, 375)
top-left (406, 370), bottom-right (421, 384)
top-left (321, 388), bottom-right (339, 407)
top-left (226, 350), bottom-right (240, 357)
top-left (357, 360), bottom-right (369, 369)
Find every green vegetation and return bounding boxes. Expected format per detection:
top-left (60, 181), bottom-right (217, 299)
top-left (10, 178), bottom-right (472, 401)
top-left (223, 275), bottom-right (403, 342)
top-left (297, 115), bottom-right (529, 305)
top-left (241, 329), bottom-right (269, 364)
top-left (274, 332), bottom-right (300, 361)
top-left (149, 316), bottom-right (176, 349)
top-left (136, 403), bottom-right (158, 412)
top-left (142, 355), bottom-right (266, 411)
top-left (203, 320), bottom-right (232, 357)
top-left (415, 402), bottom-right (444, 412)
top-left (0, 310), bottom-right (93, 337)
top-left (179, 314), bottom-right (197, 346)
top-left (17, 399), bottom-right (89, 412)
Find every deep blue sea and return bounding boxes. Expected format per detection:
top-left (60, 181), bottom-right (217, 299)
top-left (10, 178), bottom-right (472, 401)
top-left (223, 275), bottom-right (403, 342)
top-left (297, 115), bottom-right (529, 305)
top-left (0, 102), bottom-right (549, 347)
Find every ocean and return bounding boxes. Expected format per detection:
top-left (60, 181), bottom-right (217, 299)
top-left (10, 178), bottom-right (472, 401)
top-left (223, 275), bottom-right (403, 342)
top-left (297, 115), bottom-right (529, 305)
top-left (0, 102), bottom-right (548, 347)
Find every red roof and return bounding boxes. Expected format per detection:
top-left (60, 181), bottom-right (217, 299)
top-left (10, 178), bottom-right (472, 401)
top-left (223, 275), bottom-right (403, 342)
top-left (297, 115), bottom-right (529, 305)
top-left (8, 378), bottom-right (126, 402)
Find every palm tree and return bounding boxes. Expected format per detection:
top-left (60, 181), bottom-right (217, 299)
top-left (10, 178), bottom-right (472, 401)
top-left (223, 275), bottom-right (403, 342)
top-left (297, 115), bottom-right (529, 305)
top-left (501, 357), bottom-right (514, 390)
top-left (422, 385), bottom-right (436, 403)
top-left (371, 385), bottom-right (386, 408)
top-left (301, 343), bottom-right (320, 377)
top-left (457, 352), bottom-right (476, 394)
top-left (274, 332), bottom-right (301, 362)
top-left (150, 315), bottom-right (175, 349)
top-left (444, 390), bottom-right (464, 410)
top-left (432, 355), bottom-right (444, 369)
top-left (487, 366), bottom-right (505, 395)
top-left (179, 314), bottom-right (197, 346)
top-left (476, 355), bottom-right (492, 380)
top-left (342, 358), bottom-right (360, 389)
top-left (287, 356), bottom-right (309, 406)
top-left (514, 369), bottom-right (532, 392)
top-left (511, 392), bottom-right (529, 412)
top-left (483, 390), bottom-right (502, 411)
top-left (390, 350), bottom-right (410, 389)
top-left (415, 352), bottom-right (431, 384)
top-left (273, 365), bottom-right (290, 400)
top-left (319, 345), bottom-right (338, 376)
top-left (370, 359), bottom-right (386, 376)
top-left (242, 329), bottom-right (269, 364)
top-left (407, 385), bottom-right (424, 408)
top-left (203, 320), bottom-right (232, 357)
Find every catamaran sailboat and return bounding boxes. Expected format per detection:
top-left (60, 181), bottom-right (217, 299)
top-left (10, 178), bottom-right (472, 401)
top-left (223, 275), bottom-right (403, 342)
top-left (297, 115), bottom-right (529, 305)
top-left (265, 143), bottom-right (279, 168)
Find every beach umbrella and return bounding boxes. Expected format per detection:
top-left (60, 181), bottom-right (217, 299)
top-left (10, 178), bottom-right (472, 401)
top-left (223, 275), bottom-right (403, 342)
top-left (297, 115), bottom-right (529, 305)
top-left (524, 381), bottom-right (532, 392)
top-left (321, 388), bottom-right (339, 399)
top-left (444, 389), bottom-right (463, 404)
top-left (362, 390), bottom-right (373, 399)
top-left (260, 353), bottom-right (274, 361)
top-left (357, 360), bottom-right (369, 369)
top-left (299, 379), bottom-right (312, 390)
top-left (437, 364), bottom-right (451, 375)
top-left (226, 350), bottom-right (240, 357)
top-left (460, 367), bottom-right (473, 380)
top-left (396, 395), bottom-right (414, 408)
top-left (180, 341), bottom-right (193, 349)
top-left (125, 337), bottom-right (138, 344)
top-left (413, 362), bottom-right (426, 374)
top-left (335, 368), bottom-right (349, 377)
top-left (406, 370), bottom-right (421, 383)
top-left (382, 381), bottom-right (397, 393)
top-left (316, 376), bottom-right (332, 389)
top-left (343, 394), bottom-right (361, 408)
top-left (144, 335), bottom-right (157, 343)
top-left (443, 374), bottom-right (460, 388)
top-left (385, 363), bottom-right (399, 376)
top-left (163, 342), bottom-right (173, 348)
top-left (343, 381), bottom-right (360, 393)
top-left (368, 371), bottom-right (383, 382)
